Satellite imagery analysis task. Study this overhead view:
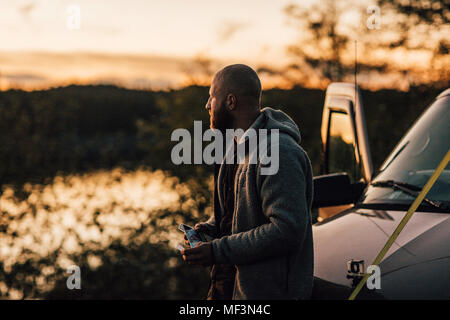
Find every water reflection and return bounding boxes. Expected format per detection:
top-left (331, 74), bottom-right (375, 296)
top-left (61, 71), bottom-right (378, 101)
top-left (0, 168), bottom-right (212, 299)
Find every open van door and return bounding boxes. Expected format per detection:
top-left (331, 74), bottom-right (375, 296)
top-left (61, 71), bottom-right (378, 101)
top-left (313, 83), bottom-right (373, 220)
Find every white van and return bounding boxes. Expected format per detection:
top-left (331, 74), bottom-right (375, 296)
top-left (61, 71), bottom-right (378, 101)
top-left (312, 84), bottom-right (450, 299)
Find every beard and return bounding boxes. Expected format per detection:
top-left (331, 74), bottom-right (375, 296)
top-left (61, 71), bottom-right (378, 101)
top-left (210, 102), bottom-right (233, 133)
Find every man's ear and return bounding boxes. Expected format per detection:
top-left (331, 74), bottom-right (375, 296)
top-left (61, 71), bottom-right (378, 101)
top-left (226, 94), bottom-right (236, 111)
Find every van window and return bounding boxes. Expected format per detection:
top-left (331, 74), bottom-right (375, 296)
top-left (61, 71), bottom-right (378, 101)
top-left (364, 96), bottom-right (450, 205)
top-left (327, 111), bottom-right (362, 183)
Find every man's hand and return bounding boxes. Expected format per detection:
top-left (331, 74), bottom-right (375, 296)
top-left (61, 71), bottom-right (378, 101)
top-left (181, 242), bottom-right (213, 266)
top-left (183, 223), bottom-right (209, 247)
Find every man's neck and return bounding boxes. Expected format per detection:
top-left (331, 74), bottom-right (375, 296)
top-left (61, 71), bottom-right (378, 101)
top-left (232, 109), bottom-right (261, 132)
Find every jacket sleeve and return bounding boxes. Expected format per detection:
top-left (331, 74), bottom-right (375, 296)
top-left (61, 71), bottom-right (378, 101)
top-left (197, 215), bottom-right (217, 238)
top-left (211, 139), bottom-right (312, 265)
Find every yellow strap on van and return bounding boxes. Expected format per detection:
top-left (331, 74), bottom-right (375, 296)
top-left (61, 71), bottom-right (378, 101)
top-left (349, 149), bottom-right (450, 300)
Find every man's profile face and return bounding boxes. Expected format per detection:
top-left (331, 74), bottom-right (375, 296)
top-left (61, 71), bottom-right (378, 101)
top-left (206, 76), bottom-right (233, 132)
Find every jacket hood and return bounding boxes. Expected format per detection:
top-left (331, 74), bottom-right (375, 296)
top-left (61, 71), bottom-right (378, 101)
top-left (259, 107), bottom-right (301, 144)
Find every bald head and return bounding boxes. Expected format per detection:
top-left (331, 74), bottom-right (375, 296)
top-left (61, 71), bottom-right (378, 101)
top-left (206, 64), bottom-right (262, 131)
top-left (213, 64), bottom-right (261, 108)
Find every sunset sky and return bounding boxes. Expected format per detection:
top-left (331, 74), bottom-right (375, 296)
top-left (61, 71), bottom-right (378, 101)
top-left (1, 0), bottom-right (444, 90)
top-left (1, 0), bottom-right (313, 89)
top-left (2, 0), bottom-right (301, 57)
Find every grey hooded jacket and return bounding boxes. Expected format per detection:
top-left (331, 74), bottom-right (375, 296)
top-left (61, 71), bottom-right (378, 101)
top-left (202, 107), bottom-right (314, 300)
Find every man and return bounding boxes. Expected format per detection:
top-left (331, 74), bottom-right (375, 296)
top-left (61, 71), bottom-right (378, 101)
top-left (181, 64), bottom-right (314, 300)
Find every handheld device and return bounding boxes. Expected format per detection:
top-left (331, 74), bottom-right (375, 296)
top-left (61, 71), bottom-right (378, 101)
top-left (178, 223), bottom-right (208, 248)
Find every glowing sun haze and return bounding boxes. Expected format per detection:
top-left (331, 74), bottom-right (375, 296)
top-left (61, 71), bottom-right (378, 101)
top-left (0, 0), bottom-right (304, 90)
top-left (1, 0), bottom-right (439, 91)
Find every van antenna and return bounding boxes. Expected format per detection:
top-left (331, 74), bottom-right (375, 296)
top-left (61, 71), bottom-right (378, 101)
top-left (355, 40), bottom-right (357, 103)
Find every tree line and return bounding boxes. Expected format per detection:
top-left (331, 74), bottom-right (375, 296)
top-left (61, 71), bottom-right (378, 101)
top-left (0, 84), bottom-right (444, 188)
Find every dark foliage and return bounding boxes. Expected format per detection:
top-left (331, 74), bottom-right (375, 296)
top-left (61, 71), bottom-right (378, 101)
top-left (0, 84), bottom-right (444, 185)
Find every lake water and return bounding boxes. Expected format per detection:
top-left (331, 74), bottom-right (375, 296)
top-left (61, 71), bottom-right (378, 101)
top-left (0, 168), bottom-right (213, 299)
